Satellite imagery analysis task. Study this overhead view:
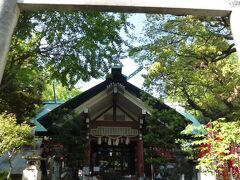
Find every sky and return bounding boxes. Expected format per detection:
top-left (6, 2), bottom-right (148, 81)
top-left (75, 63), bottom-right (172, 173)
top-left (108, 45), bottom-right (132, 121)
top-left (78, 58), bottom-right (146, 91)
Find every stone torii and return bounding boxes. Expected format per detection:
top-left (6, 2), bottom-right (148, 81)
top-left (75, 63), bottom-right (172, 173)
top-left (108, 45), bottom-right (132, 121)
top-left (0, 0), bottom-right (240, 84)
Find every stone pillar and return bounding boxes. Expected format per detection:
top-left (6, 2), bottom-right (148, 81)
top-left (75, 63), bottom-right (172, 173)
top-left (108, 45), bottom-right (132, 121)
top-left (51, 159), bottom-right (61, 180)
top-left (22, 160), bottom-right (42, 180)
top-left (230, 3), bottom-right (240, 59)
top-left (137, 140), bottom-right (144, 180)
top-left (0, 0), bottom-right (20, 83)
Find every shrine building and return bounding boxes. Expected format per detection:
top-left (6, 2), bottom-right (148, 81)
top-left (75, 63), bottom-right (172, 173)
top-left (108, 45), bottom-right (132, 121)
top-left (34, 66), bottom-right (198, 180)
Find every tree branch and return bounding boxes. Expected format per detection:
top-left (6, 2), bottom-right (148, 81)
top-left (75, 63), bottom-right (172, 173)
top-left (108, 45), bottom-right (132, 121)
top-left (212, 43), bottom-right (236, 62)
top-left (182, 87), bottom-right (212, 118)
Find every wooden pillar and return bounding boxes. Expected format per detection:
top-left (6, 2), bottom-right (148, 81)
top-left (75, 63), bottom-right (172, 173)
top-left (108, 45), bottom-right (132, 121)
top-left (83, 134), bottom-right (91, 177)
top-left (84, 139), bottom-right (91, 166)
top-left (84, 108), bottom-right (91, 176)
top-left (137, 140), bottom-right (144, 180)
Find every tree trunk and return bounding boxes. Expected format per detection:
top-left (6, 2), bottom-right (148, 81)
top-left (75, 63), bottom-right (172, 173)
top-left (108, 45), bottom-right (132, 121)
top-left (7, 164), bottom-right (12, 180)
top-left (7, 148), bottom-right (16, 180)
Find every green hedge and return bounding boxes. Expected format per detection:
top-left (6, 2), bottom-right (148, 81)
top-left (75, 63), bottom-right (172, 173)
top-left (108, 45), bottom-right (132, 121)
top-left (0, 171), bottom-right (8, 180)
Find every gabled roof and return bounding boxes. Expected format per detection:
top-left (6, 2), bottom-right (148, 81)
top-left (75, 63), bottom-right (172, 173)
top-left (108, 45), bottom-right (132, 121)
top-left (35, 67), bottom-right (200, 135)
top-left (32, 101), bottom-right (64, 132)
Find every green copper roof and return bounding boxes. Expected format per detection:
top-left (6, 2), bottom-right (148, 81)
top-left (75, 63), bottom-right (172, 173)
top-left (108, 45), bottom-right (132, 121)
top-left (32, 101), bottom-right (64, 132)
top-left (167, 103), bottom-right (204, 134)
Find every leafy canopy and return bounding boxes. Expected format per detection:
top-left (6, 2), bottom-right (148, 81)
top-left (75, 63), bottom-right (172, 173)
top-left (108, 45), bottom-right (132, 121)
top-left (183, 121), bottom-right (240, 175)
top-left (0, 113), bottom-right (33, 179)
top-left (130, 14), bottom-right (240, 174)
top-left (41, 81), bottom-right (81, 101)
top-left (130, 15), bottom-right (239, 121)
top-left (0, 12), bottom-right (130, 122)
top-left (6, 12), bottom-right (129, 86)
top-left (46, 108), bottom-right (87, 167)
top-left (0, 113), bottom-right (33, 155)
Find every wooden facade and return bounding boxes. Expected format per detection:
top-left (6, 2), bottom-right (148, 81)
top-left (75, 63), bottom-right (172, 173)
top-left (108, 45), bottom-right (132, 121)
top-left (35, 66), bottom-right (192, 180)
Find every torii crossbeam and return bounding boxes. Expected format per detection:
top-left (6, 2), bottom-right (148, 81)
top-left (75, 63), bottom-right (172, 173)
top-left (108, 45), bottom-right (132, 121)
top-left (0, 0), bottom-right (240, 83)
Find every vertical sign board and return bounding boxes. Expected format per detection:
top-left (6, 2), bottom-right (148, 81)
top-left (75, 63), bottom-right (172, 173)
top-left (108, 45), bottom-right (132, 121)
top-left (83, 166), bottom-right (90, 176)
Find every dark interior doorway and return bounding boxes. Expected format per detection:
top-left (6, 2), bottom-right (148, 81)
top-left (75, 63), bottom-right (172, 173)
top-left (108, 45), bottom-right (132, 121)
top-left (92, 143), bottom-right (136, 179)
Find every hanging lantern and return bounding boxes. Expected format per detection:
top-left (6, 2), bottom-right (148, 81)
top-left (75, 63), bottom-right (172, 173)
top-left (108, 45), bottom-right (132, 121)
top-left (97, 137), bottom-right (102, 145)
top-left (115, 138), bottom-right (119, 146)
top-left (125, 137), bottom-right (130, 145)
top-left (104, 137), bottom-right (107, 143)
top-left (108, 137), bottom-right (112, 146)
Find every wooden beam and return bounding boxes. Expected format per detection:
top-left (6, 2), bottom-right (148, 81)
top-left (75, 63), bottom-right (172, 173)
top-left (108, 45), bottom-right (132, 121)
top-left (0, 0), bottom-right (240, 85)
top-left (17, 0), bottom-right (232, 16)
top-left (113, 92), bottom-right (117, 121)
top-left (90, 121), bottom-right (139, 129)
top-left (92, 105), bottom-right (112, 121)
top-left (117, 105), bottom-right (137, 121)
